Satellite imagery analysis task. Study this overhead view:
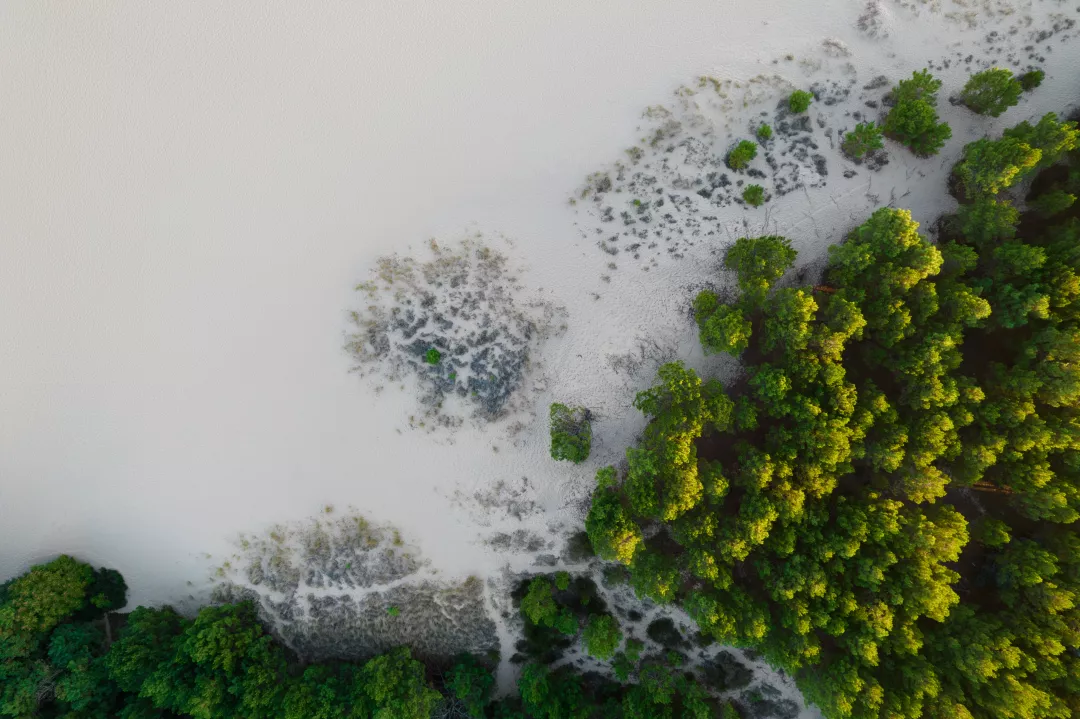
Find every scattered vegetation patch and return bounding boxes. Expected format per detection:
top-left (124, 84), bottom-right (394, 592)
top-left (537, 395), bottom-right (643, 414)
top-left (347, 235), bottom-right (566, 430)
top-left (549, 403), bottom-right (592, 463)
top-left (841, 121), bottom-right (884, 159)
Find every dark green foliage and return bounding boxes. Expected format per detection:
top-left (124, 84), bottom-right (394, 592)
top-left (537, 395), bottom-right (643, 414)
top-left (1019, 68), bottom-right (1044, 91)
top-left (788, 90), bottom-right (813, 114)
top-left (960, 67), bottom-right (1022, 117)
top-left (884, 69), bottom-right (951, 156)
top-left (582, 614), bottom-right (622, 660)
top-left (425, 347), bottom-right (441, 364)
top-left (549, 403), bottom-right (592, 463)
top-left (756, 124), bottom-right (773, 141)
top-left (727, 140), bottom-right (758, 171)
top-left (724, 235), bottom-right (797, 308)
top-left (743, 184), bottom-right (765, 207)
top-left (1028, 188), bottom-right (1076, 217)
top-left (841, 122), bottom-right (884, 159)
top-left (521, 577), bottom-right (578, 636)
top-left (447, 654), bottom-right (495, 719)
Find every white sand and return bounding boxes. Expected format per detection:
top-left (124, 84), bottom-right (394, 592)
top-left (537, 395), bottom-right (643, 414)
top-left (3, 0), bottom-right (1079, 710)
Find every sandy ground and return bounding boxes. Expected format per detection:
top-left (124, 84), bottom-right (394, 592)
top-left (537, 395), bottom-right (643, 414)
top-left (3, 0), bottom-right (1080, 712)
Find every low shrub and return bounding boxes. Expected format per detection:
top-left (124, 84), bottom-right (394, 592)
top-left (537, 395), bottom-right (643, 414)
top-left (726, 140), bottom-right (758, 171)
top-left (756, 123), bottom-right (773, 141)
top-left (842, 121), bottom-right (884, 159)
top-left (788, 90), bottom-right (813, 113)
top-left (742, 184), bottom-right (765, 207)
top-left (1019, 69), bottom-right (1045, 91)
top-left (961, 67), bottom-right (1022, 117)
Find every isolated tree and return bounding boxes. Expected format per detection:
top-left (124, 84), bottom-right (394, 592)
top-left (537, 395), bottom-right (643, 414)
top-left (961, 68), bottom-right (1022, 117)
top-left (884, 70), bottom-right (951, 156)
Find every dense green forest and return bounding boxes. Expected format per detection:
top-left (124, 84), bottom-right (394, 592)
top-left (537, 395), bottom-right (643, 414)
top-left (587, 111), bottom-right (1080, 718)
top-left (0, 556), bottom-right (744, 718)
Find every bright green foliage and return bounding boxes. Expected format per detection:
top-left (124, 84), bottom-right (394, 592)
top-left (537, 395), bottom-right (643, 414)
top-left (695, 295), bottom-right (752, 355)
top-left (0, 555), bottom-right (92, 638)
top-left (582, 614), bottom-right (623, 660)
top-left (960, 68), bottom-right (1022, 117)
top-left (884, 70), bottom-right (952, 156)
top-left (1003, 112), bottom-right (1079, 168)
top-left (789, 90), bottom-right (813, 113)
top-left (757, 123), bottom-right (773, 141)
top-left (424, 347), bottom-right (441, 364)
top-left (587, 133), bottom-right (1080, 719)
top-left (586, 479), bottom-right (644, 564)
top-left (549, 403), bottom-right (592, 463)
top-left (1019, 69), bottom-right (1045, 90)
top-left (743, 184), bottom-right (765, 207)
top-left (726, 140), bottom-right (758, 171)
top-left (955, 136), bottom-right (1041, 197)
top-left (842, 122), bottom-right (884, 159)
top-left (446, 654), bottom-right (494, 719)
top-left (521, 577), bottom-right (578, 635)
top-left (1029, 188), bottom-right (1076, 218)
top-left (724, 235), bottom-right (797, 307)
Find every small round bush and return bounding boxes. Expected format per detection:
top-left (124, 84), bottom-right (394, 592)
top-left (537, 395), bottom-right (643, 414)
top-left (424, 348), bottom-right (441, 364)
top-left (582, 614), bottom-right (623, 660)
top-left (742, 184), bottom-right (765, 207)
top-left (1019, 69), bottom-right (1044, 91)
top-left (842, 122), bottom-right (885, 159)
top-left (788, 90), bottom-right (813, 113)
top-left (726, 140), bottom-right (758, 171)
top-left (756, 123), bottom-right (773, 141)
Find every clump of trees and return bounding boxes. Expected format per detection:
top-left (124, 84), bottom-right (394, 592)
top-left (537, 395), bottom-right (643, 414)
top-left (1, 557), bottom-right (749, 719)
top-left (960, 67), bottom-right (1022, 117)
top-left (549, 402), bottom-right (592, 463)
top-left (726, 140), bottom-right (758, 171)
top-left (788, 90), bottom-right (813, 114)
top-left (841, 122), bottom-right (884, 160)
top-left (884, 69), bottom-right (952, 156)
top-left (586, 109), bottom-right (1080, 719)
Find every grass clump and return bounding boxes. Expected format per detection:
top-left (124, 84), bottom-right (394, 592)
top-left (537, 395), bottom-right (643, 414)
top-left (726, 140), bottom-right (758, 171)
top-left (756, 123), bottom-right (773, 141)
top-left (788, 90), bottom-right (813, 113)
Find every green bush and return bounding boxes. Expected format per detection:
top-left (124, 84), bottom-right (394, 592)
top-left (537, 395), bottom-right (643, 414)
top-left (726, 140), bottom-right (758, 170)
top-left (884, 69), bottom-right (952, 156)
top-left (1019, 69), bottom-right (1044, 91)
top-left (954, 136), bottom-right (1041, 197)
top-left (549, 402), bottom-right (592, 463)
top-left (756, 123), bottom-right (773, 141)
top-left (424, 347), bottom-right (441, 364)
top-left (582, 614), bottom-right (623, 660)
top-left (841, 121), bottom-right (884, 159)
top-left (1028, 188), bottom-right (1076, 217)
top-left (742, 184), bottom-right (765, 207)
top-left (961, 67), bottom-right (1022, 117)
top-left (788, 90), bottom-right (813, 113)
